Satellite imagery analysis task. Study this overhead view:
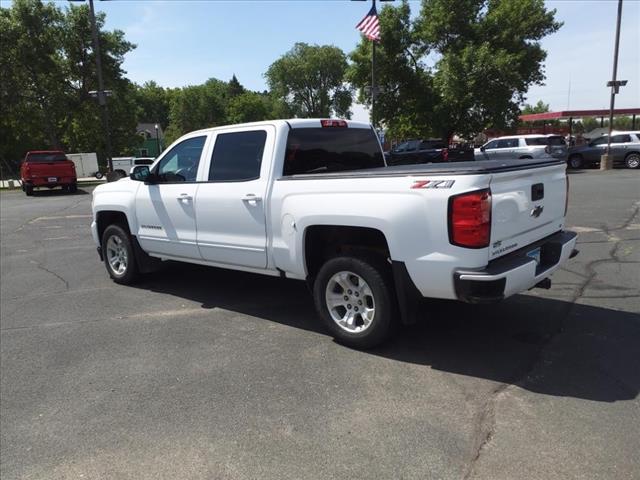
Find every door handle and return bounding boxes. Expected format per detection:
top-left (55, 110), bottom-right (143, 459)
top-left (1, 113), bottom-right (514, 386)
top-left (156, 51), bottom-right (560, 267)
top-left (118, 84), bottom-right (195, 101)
top-left (242, 194), bottom-right (262, 204)
top-left (177, 193), bottom-right (193, 202)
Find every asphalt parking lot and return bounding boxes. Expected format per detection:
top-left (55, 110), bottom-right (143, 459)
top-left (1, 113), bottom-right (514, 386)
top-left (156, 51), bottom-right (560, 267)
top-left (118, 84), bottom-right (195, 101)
top-left (1, 170), bottom-right (639, 480)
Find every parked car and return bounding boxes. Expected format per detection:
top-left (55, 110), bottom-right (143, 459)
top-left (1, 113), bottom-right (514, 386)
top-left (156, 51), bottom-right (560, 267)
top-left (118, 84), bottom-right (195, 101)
top-left (20, 150), bottom-right (77, 196)
top-left (385, 139), bottom-right (474, 165)
top-left (91, 119), bottom-right (578, 349)
top-left (475, 134), bottom-right (568, 162)
top-left (567, 131), bottom-right (640, 169)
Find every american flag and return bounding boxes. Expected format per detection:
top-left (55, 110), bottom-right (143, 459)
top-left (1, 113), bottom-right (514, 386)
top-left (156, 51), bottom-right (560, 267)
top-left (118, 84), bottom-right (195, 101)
top-left (356, 5), bottom-right (380, 42)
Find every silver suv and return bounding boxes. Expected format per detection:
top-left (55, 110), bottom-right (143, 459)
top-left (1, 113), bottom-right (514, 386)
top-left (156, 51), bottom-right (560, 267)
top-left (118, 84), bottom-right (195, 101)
top-left (475, 134), bottom-right (568, 161)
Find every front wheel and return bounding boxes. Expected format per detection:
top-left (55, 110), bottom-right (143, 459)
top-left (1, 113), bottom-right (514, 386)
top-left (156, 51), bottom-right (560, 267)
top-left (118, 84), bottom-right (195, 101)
top-left (625, 153), bottom-right (640, 169)
top-left (313, 256), bottom-right (396, 349)
top-left (102, 224), bottom-right (139, 284)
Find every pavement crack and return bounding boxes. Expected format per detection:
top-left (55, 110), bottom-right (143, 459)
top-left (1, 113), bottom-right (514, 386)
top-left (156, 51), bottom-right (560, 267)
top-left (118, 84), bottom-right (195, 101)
top-left (463, 205), bottom-right (639, 480)
top-left (32, 261), bottom-right (69, 291)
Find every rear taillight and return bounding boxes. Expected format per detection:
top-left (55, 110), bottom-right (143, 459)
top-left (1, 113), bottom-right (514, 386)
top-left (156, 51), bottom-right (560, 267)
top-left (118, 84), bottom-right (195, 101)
top-left (442, 148), bottom-right (449, 162)
top-left (448, 189), bottom-right (492, 248)
top-left (564, 174), bottom-right (569, 216)
top-left (320, 119), bottom-right (347, 128)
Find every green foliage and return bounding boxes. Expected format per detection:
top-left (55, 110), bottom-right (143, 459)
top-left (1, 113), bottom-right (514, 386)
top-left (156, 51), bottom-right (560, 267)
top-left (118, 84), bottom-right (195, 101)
top-left (0, 0), bottom-right (138, 169)
top-left (135, 81), bottom-right (171, 128)
top-left (348, 0), bottom-right (562, 139)
top-left (521, 100), bottom-right (550, 115)
top-left (266, 43), bottom-right (352, 118)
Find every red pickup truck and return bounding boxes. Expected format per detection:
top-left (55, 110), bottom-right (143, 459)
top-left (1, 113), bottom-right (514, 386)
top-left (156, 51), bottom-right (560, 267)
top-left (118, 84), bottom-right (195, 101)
top-left (20, 150), bottom-right (77, 196)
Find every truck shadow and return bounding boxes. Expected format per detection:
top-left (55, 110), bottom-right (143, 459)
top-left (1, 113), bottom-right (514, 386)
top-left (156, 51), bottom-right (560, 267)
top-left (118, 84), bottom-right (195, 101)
top-left (133, 262), bottom-right (639, 403)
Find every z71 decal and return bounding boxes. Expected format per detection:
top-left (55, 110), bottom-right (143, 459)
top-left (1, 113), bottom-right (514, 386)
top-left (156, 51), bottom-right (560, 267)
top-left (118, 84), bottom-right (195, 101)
top-left (411, 180), bottom-right (455, 189)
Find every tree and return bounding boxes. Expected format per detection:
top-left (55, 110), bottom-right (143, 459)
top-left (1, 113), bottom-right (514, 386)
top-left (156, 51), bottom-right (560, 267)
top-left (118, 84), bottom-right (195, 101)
top-left (521, 100), bottom-right (550, 115)
top-left (0, 0), bottom-right (138, 168)
top-left (227, 91), bottom-right (280, 124)
top-left (348, 0), bottom-right (562, 140)
top-left (135, 81), bottom-right (171, 128)
top-left (266, 43), bottom-right (352, 118)
top-left (227, 74), bottom-right (245, 98)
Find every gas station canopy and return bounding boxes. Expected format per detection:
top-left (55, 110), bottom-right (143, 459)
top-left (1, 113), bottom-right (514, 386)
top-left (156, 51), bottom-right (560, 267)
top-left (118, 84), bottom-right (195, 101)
top-left (519, 108), bottom-right (640, 122)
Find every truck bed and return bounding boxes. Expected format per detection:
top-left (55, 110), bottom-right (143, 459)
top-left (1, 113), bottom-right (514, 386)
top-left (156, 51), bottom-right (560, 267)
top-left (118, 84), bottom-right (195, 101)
top-left (280, 158), bottom-right (565, 180)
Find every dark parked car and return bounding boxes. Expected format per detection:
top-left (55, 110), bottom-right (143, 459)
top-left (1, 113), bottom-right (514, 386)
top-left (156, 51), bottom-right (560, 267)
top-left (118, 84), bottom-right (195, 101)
top-left (385, 139), bottom-right (474, 166)
top-left (568, 131), bottom-right (640, 169)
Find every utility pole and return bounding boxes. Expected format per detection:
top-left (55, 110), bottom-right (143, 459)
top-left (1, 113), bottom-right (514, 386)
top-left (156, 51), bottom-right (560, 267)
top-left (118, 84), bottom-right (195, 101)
top-left (70, 0), bottom-right (113, 173)
top-left (602, 0), bottom-right (626, 171)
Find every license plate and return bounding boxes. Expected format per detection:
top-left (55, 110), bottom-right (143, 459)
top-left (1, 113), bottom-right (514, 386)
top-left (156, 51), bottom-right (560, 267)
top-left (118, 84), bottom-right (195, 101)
top-left (47, 177), bottom-right (57, 183)
top-left (527, 247), bottom-right (541, 265)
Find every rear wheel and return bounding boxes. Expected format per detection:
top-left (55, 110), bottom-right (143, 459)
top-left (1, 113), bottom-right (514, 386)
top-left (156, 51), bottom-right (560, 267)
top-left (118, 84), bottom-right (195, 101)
top-left (569, 155), bottom-right (583, 169)
top-left (313, 256), bottom-right (396, 349)
top-left (102, 224), bottom-right (139, 284)
top-left (625, 153), bottom-right (640, 169)
top-left (25, 185), bottom-right (33, 196)
top-left (519, 156), bottom-right (533, 160)
top-left (67, 182), bottom-right (78, 193)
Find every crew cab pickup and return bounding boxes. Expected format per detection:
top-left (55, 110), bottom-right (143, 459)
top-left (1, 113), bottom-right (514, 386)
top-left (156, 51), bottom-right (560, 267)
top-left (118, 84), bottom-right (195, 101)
top-left (91, 119), bottom-right (578, 348)
top-left (20, 150), bottom-right (77, 196)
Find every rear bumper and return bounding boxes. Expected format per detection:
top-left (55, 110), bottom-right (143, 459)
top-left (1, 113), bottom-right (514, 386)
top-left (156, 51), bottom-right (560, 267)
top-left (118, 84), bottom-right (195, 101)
top-left (23, 177), bottom-right (76, 187)
top-left (454, 230), bottom-right (578, 303)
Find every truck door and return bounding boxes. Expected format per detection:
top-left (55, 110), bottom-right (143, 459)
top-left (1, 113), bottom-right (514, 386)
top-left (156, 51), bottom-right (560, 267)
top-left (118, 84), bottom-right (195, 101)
top-left (134, 135), bottom-right (208, 259)
top-left (195, 126), bottom-right (274, 268)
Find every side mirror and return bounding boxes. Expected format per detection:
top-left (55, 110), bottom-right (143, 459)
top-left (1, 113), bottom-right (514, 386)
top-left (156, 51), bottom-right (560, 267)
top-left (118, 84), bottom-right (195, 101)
top-left (130, 165), bottom-right (151, 182)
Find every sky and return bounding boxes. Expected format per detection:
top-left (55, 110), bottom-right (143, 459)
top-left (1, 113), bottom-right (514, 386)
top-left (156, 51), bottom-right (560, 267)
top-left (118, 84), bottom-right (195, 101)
top-left (29, 0), bottom-right (640, 122)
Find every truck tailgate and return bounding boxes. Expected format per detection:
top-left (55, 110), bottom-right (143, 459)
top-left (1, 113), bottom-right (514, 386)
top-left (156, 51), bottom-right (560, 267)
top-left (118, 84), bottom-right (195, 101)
top-left (489, 163), bottom-right (566, 260)
top-left (28, 161), bottom-right (76, 178)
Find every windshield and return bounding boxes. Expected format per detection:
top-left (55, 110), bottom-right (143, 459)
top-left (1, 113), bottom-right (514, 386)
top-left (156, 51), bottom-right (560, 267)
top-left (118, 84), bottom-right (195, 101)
top-left (284, 127), bottom-right (384, 176)
top-left (26, 152), bottom-right (68, 162)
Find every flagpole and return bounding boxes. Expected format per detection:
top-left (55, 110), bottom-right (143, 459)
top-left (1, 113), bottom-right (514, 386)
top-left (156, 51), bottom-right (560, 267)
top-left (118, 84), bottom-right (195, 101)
top-left (371, 0), bottom-right (376, 128)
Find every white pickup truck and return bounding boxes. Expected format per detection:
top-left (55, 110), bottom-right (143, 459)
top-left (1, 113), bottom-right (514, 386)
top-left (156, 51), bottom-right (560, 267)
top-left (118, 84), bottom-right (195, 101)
top-left (91, 119), bottom-right (578, 348)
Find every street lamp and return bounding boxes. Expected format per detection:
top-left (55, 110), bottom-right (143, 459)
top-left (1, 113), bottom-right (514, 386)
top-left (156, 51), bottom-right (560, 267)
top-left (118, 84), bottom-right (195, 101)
top-left (154, 124), bottom-right (161, 156)
top-left (69, 0), bottom-right (113, 173)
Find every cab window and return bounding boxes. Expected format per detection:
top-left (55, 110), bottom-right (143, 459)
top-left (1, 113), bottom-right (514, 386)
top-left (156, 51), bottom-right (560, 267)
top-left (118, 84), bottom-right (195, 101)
top-left (208, 130), bottom-right (267, 182)
top-left (155, 136), bottom-right (206, 183)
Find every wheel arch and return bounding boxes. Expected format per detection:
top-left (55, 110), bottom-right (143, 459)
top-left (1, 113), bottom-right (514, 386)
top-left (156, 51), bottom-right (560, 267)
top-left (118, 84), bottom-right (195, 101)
top-left (303, 225), bottom-right (391, 281)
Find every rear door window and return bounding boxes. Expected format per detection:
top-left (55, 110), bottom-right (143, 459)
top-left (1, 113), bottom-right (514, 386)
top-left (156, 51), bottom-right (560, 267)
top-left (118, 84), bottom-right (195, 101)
top-left (525, 137), bottom-right (547, 146)
top-left (591, 136), bottom-right (608, 146)
top-left (284, 128), bottom-right (384, 175)
top-left (208, 130), bottom-right (267, 182)
top-left (497, 139), bottom-right (518, 148)
top-left (610, 134), bottom-right (631, 143)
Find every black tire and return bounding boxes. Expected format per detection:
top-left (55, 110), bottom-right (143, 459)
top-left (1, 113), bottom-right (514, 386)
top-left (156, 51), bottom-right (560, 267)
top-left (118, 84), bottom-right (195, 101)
top-left (519, 156), bottom-right (533, 160)
top-left (313, 256), bottom-right (396, 349)
top-left (68, 182), bottom-right (78, 193)
top-left (625, 153), bottom-right (640, 169)
top-left (101, 224), bottom-right (139, 285)
top-left (25, 185), bottom-right (34, 196)
top-left (95, 172), bottom-right (104, 179)
top-left (569, 155), bottom-right (583, 169)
